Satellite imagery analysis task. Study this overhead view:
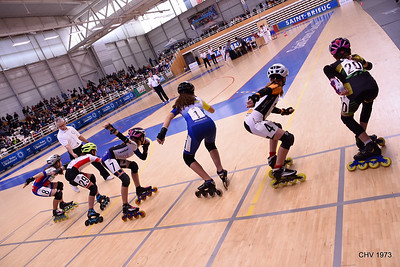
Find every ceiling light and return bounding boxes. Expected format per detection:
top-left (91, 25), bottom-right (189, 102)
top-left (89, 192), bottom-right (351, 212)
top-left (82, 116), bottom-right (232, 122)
top-left (44, 35), bottom-right (59, 40)
top-left (111, 23), bottom-right (121, 27)
top-left (69, 31), bottom-right (83, 35)
top-left (13, 41), bottom-right (31, 47)
top-left (92, 27), bottom-right (103, 31)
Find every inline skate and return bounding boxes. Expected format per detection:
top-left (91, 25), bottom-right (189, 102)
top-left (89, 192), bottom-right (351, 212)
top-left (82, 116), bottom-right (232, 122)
top-left (96, 194), bottom-right (110, 210)
top-left (85, 209), bottom-right (103, 226)
top-left (121, 203), bottom-right (146, 222)
top-left (348, 140), bottom-right (391, 171)
top-left (355, 134), bottom-right (385, 149)
top-left (53, 209), bottom-right (68, 223)
top-left (270, 167), bottom-right (306, 189)
top-left (195, 179), bottom-right (223, 198)
top-left (59, 201), bottom-right (79, 214)
top-left (135, 186), bottom-right (158, 205)
top-left (217, 169), bottom-right (229, 190)
top-left (268, 156), bottom-right (294, 178)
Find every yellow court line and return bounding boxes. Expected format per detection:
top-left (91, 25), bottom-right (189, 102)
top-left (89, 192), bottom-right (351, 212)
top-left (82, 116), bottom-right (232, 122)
top-left (82, 137), bottom-right (154, 235)
top-left (244, 30), bottom-right (330, 216)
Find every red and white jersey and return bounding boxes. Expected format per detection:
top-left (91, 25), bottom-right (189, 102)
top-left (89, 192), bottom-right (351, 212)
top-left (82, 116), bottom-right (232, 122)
top-left (67, 154), bottom-right (100, 171)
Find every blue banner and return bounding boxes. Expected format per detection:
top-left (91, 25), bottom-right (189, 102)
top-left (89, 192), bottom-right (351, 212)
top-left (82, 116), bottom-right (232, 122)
top-left (277, 0), bottom-right (338, 29)
top-left (0, 91), bottom-right (137, 173)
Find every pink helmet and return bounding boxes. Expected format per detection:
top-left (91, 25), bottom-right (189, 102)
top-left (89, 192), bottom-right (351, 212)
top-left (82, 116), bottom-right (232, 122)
top-left (128, 127), bottom-right (145, 143)
top-left (329, 37), bottom-right (350, 56)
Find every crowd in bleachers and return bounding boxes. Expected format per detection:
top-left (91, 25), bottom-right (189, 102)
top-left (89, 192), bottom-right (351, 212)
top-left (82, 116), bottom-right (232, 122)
top-left (0, 57), bottom-right (173, 158)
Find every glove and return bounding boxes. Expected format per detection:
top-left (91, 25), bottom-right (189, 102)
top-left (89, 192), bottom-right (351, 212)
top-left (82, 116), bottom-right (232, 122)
top-left (157, 127), bottom-right (168, 141)
top-left (281, 107), bottom-right (294, 116)
top-left (330, 77), bottom-right (345, 95)
top-left (25, 177), bottom-right (35, 185)
top-left (105, 123), bottom-right (117, 134)
top-left (248, 93), bottom-right (260, 103)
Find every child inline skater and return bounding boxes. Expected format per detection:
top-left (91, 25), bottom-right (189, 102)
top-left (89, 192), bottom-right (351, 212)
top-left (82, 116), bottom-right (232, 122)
top-left (102, 124), bottom-right (152, 220)
top-left (156, 81), bottom-right (229, 198)
top-left (23, 154), bottom-right (77, 222)
top-left (244, 63), bottom-right (302, 187)
top-left (323, 37), bottom-right (381, 160)
top-left (65, 143), bottom-right (110, 226)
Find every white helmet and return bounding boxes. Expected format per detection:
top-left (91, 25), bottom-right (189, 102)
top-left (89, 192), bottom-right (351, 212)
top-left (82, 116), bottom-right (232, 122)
top-left (47, 154), bottom-right (61, 166)
top-left (267, 63), bottom-right (289, 79)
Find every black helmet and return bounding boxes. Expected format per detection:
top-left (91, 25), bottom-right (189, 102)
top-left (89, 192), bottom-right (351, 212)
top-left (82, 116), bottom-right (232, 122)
top-left (329, 37), bottom-right (351, 56)
top-left (177, 82), bottom-right (195, 95)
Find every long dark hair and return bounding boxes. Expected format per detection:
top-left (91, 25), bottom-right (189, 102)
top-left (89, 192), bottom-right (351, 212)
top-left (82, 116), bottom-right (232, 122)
top-left (173, 93), bottom-right (196, 113)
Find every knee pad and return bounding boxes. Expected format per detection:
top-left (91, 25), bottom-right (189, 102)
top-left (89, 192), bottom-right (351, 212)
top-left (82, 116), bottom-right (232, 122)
top-left (183, 153), bottom-right (196, 167)
top-left (89, 174), bottom-right (96, 183)
top-left (360, 101), bottom-right (373, 123)
top-left (274, 122), bottom-right (282, 129)
top-left (280, 131), bottom-right (294, 150)
top-left (128, 161), bottom-right (138, 174)
top-left (54, 190), bottom-right (63, 200)
top-left (204, 141), bottom-right (217, 152)
top-left (119, 172), bottom-right (130, 187)
top-left (341, 115), bottom-right (364, 136)
top-left (56, 181), bottom-right (64, 191)
top-left (88, 183), bottom-right (97, 196)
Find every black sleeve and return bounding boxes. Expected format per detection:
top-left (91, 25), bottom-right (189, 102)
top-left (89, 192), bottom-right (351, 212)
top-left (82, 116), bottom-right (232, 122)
top-left (272, 107), bottom-right (282, 114)
top-left (257, 86), bottom-right (273, 97)
top-left (323, 65), bottom-right (337, 80)
top-left (116, 131), bottom-right (130, 144)
top-left (365, 62), bottom-right (373, 70)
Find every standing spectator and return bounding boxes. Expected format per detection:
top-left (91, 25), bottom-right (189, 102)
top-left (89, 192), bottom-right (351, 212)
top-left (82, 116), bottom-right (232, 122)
top-left (208, 46), bottom-right (218, 65)
top-left (149, 58), bottom-right (153, 67)
top-left (225, 40), bottom-right (232, 61)
top-left (147, 70), bottom-right (169, 103)
top-left (200, 51), bottom-right (211, 69)
top-left (55, 117), bottom-right (113, 193)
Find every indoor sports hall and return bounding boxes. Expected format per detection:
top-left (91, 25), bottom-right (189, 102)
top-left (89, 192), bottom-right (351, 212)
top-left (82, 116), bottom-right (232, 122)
top-left (0, 1), bottom-right (399, 266)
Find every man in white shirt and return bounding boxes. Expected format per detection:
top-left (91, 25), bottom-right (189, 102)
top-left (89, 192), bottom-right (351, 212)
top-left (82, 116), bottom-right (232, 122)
top-left (208, 46), bottom-right (218, 65)
top-left (200, 51), bottom-right (211, 69)
top-left (56, 117), bottom-right (113, 192)
top-left (147, 70), bottom-right (169, 103)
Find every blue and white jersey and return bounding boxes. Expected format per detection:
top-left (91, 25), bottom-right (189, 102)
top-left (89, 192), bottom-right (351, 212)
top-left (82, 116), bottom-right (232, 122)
top-left (171, 97), bottom-right (213, 129)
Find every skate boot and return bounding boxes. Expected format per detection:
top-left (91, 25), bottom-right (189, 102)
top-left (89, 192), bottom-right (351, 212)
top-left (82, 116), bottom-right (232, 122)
top-left (96, 194), bottom-right (110, 210)
top-left (195, 179), bottom-right (223, 198)
top-left (217, 169), bottom-right (229, 190)
top-left (53, 209), bottom-right (68, 223)
top-left (59, 201), bottom-right (79, 213)
top-left (355, 134), bottom-right (385, 149)
top-left (270, 167), bottom-right (306, 189)
top-left (121, 203), bottom-right (146, 221)
top-left (135, 186), bottom-right (158, 205)
top-left (268, 156), bottom-right (294, 178)
top-left (85, 208), bottom-right (103, 226)
top-left (348, 141), bottom-right (391, 171)
top-left (268, 155), bottom-right (277, 169)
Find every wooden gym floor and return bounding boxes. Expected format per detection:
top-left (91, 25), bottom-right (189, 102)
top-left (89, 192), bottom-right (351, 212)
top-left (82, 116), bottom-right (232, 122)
top-left (0, 2), bottom-right (399, 266)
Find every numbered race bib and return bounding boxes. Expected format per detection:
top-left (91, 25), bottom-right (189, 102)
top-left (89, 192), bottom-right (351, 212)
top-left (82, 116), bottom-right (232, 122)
top-left (188, 106), bottom-right (206, 121)
top-left (341, 58), bottom-right (363, 77)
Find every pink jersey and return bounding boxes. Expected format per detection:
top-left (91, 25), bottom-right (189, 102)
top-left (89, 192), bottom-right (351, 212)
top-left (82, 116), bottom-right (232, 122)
top-left (67, 154), bottom-right (101, 171)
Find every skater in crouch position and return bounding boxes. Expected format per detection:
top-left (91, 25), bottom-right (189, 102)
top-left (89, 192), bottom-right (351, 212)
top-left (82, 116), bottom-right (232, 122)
top-left (103, 123), bottom-right (153, 218)
top-left (157, 81), bottom-right (229, 197)
top-left (323, 37), bottom-right (381, 160)
top-left (23, 154), bottom-right (77, 221)
top-left (244, 63), bottom-right (297, 185)
top-left (65, 143), bottom-right (110, 225)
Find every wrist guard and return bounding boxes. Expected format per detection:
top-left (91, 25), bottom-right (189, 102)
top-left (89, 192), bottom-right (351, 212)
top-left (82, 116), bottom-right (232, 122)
top-left (248, 93), bottom-right (260, 103)
top-left (157, 127), bottom-right (168, 141)
top-left (25, 177), bottom-right (35, 185)
top-left (281, 107), bottom-right (294, 116)
top-left (105, 123), bottom-right (117, 134)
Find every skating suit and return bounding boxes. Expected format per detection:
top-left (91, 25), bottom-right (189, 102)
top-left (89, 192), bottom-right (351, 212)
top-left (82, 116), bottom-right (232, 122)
top-left (244, 82), bottom-right (283, 138)
top-left (32, 167), bottom-right (57, 196)
top-left (171, 97), bottom-right (215, 155)
top-left (323, 54), bottom-right (378, 102)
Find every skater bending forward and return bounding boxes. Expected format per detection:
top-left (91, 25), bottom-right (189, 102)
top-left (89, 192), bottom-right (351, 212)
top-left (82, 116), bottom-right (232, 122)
top-left (323, 37), bottom-right (381, 160)
top-left (157, 81), bottom-right (229, 197)
top-left (244, 63), bottom-right (296, 184)
top-left (23, 154), bottom-right (77, 221)
top-left (103, 123), bottom-right (154, 215)
top-left (65, 143), bottom-right (109, 225)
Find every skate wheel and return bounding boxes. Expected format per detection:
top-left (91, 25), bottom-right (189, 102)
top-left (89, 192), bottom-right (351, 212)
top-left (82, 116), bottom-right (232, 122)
top-left (54, 218), bottom-right (58, 223)
top-left (100, 205), bottom-right (105, 211)
top-left (289, 180), bottom-right (297, 185)
top-left (201, 191), bottom-right (207, 197)
top-left (99, 216), bottom-right (103, 223)
top-left (209, 191), bottom-right (215, 197)
top-left (358, 162), bottom-right (368, 170)
top-left (347, 163), bottom-right (357, 172)
top-left (135, 199), bottom-right (141, 205)
top-left (380, 157), bottom-right (391, 167)
top-left (90, 221), bottom-right (94, 225)
top-left (147, 192), bottom-right (153, 197)
top-left (195, 191), bottom-right (201, 198)
top-left (270, 180), bottom-right (279, 189)
top-left (298, 173), bottom-right (306, 182)
top-left (281, 182), bottom-right (288, 187)
top-left (286, 157), bottom-right (294, 166)
top-left (153, 187), bottom-right (158, 193)
top-left (377, 137), bottom-right (385, 147)
top-left (140, 211), bottom-right (146, 218)
top-left (122, 215), bottom-right (127, 222)
top-left (85, 220), bottom-right (89, 226)
top-left (128, 215), bottom-right (134, 220)
top-left (216, 190), bottom-right (223, 197)
top-left (368, 159), bottom-right (380, 169)
top-left (268, 170), bottom-right (274, 179)
top-left (142, 195), bottom-right (147, 201)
